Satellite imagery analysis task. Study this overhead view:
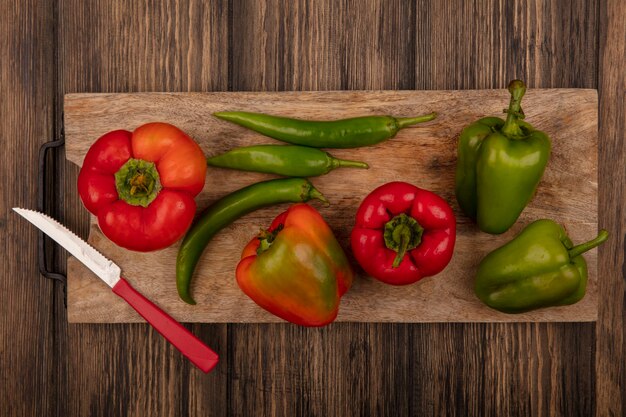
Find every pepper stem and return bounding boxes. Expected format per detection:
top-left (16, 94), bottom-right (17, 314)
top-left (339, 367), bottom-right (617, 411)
top-left (395, 112), bottom-right (438, 129)
top-left (114, 158), bottom-right (162, 207)
top-left (308, 185), bottom-right (330, 206)
top-left (392, 226), bottom-right (412, 268)
top-left (568, 230), bottom-right (609, 259)
top-left (501, 80), bottom-right (527, 138)
top-left (383, 213), bottom-right (424, 268)
top-left (330, 156), bottom-right (369, 170)
top-left (256, 225), bottom-right (284, 255)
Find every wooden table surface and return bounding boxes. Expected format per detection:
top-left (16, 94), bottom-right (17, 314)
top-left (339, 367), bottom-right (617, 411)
top-left (1, 1), bottom-right (624, 416)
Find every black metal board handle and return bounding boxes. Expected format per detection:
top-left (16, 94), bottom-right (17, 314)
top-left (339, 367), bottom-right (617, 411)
top-left (38, 136), bottom-right (67, 285)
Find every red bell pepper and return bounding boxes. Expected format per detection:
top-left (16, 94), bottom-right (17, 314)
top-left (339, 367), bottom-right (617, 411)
top-left (78, 122), bottom-right (207, 252)
top-left (236, 203), bottom-right (353, 326)
top-left (351, 182), bottom-right (456, 285)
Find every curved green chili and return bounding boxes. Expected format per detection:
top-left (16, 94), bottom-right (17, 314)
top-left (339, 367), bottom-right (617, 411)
top-left (207, 145), bottom-right (368, 177)
top-left (176, 178), bottom-right (329, 304)
top-left (214, 111), bottom-right (437, 148)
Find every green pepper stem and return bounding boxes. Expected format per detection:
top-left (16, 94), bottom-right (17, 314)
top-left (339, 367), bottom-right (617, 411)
top-left (256, 225), bottom-right (283, 255)
top-left (383, 213), bottom-right (423, 268)
top-left (308, 186), bottom-right (330, 206)
top-left (257, 234), bottom-right (273, 254)
top-left (501, 80), bottom-right (527, 138)
top-left (395, 112), bottom-right (437, 129)
top-left (568, 230), bottom-right (609, 259)
top-left (392, 225), bottom-right (412, 268)
top-left (331, 157), bottom-right (369, 170)
top-left (114, 158), bottom-right (162, 207)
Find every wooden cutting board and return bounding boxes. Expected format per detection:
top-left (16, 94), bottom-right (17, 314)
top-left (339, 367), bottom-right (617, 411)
top-left (64, 89), bottom-right (598, 323)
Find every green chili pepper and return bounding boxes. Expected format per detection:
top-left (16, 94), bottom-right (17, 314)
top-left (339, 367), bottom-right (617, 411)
top-left (475, 219), bottom-right (609, 313)
top-left (207, 145), bottom-right (369, 177)
top-left (214, 111), bottom-right (437, 148)
top-left (176, 178), bottom-right (329, 304)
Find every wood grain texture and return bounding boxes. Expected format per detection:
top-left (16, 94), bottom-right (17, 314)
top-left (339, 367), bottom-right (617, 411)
top-left (64, 89), bottom-right (599, 323)
top-left (595, 0), bottom-right (626, 415)
top-left (58, 1), bottom-right (230, 416)
top-left (6, 0), bottom-right (624, 416)
top-left (413, 0), bottom-right (599, 90)
top-left (0, 0), bottom-right (57, 416)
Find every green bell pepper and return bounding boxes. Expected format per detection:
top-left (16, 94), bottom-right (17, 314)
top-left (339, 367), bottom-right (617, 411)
top-left (455, 80), bottom-right (551, 234)
top-left (475, 219), bottom-right (608, 313)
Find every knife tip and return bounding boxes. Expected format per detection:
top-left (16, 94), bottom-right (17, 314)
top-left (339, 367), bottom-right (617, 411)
top-left (12, 207), bottom-right (34, 219)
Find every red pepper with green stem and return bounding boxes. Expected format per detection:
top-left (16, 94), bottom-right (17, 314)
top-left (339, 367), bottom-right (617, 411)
top-left (351, 182), bottom-right (456, 285)
top-left (78, 123), bottom-right (207, 252)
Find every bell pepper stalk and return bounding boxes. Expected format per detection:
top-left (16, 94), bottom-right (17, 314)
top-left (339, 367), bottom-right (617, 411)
top-left (236, 203), bottom-right (354, 327)
top-left (475, 219), bottom-right (609, 313)
top-left (78, 123), bottom-right (207, 252)
top-left (350, 182), bottom-right (456, 285)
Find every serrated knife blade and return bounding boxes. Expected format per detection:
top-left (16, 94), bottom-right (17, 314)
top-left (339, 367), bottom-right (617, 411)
top-left (13, 208), bottom-right (121, 287)
top-left (14, 207), bottom-right (219, 373)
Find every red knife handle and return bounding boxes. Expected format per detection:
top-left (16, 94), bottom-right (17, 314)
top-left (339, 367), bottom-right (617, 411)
top-left (112, 277), bottom-right (219, 373)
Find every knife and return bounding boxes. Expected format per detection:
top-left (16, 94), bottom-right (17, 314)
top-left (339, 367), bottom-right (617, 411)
top-left (13, 208), bottom-right (219, 373)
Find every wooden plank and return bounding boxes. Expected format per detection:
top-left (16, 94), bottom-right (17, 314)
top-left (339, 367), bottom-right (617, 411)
top-left (595, 0), bottom-right (626, 415)
top-left (414, 0), bottom-right (599, 90)
top-left (0, 0), bottom-right (58, 416)
top-left (59, 1), bottom-right (229, 416)
top-left (64, 91), bottom-right (599, 324)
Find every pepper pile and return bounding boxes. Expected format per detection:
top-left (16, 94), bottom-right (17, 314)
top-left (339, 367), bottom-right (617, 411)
top-left (177, 108), bottom-right (438, 325)
top-left (77, 79), bottom-right (607, 327)
top-left (176, 177), bottom-right (328, 305)
top-left (455, 80), bottom-right (607, 313)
